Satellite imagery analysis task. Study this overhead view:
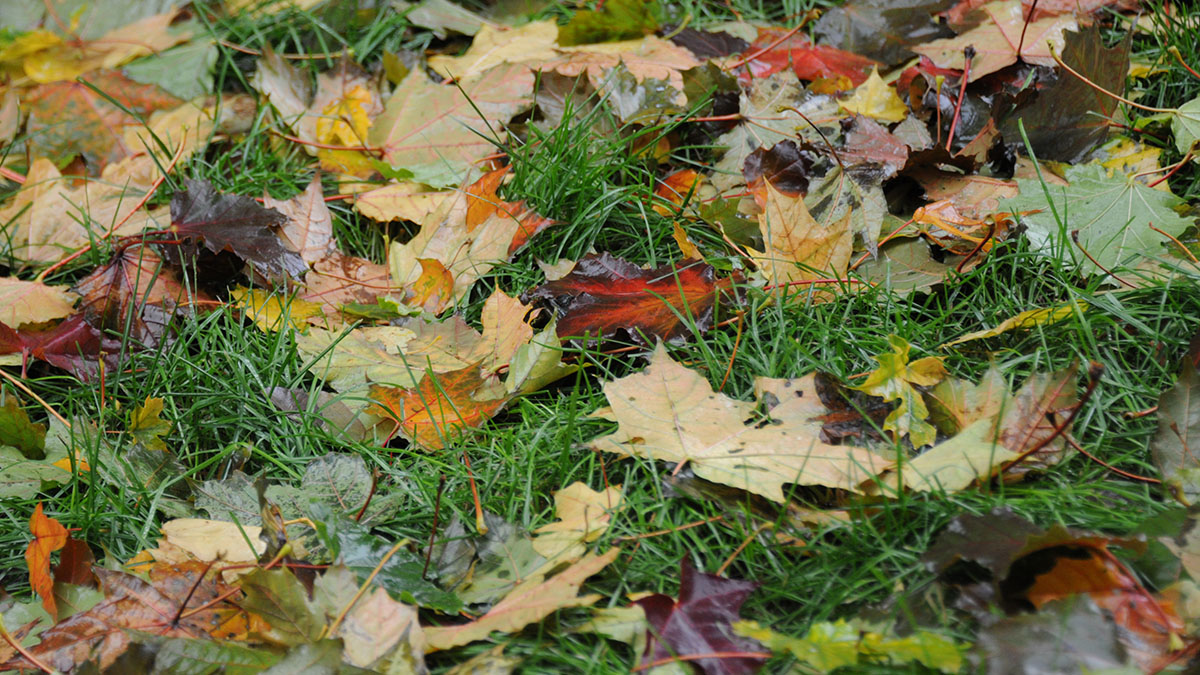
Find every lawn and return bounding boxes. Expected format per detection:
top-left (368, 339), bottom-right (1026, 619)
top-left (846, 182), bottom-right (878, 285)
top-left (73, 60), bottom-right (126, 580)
top-left (3, 0), bottom-right (1200, 672)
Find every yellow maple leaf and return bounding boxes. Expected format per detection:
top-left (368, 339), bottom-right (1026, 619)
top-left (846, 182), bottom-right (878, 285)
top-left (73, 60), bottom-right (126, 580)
top-left (316, 84), bottom-right (372, 147)
top-left (751, 183), bottom-right (854, 291)
top-left (840, 68), bottom-right (908, 123)
top-left (232, 287), bottom-right (322, 332)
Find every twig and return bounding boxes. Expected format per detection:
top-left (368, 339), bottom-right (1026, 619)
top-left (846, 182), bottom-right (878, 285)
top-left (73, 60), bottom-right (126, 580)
top-left (327, 539), bottom-right (408, 636)
top-left (0, 369), bottom-right (70, 430)
top-left (946, 47), bottom-right (975, 152)
top-left (1063, 434), bottom-right (1160, 483)
top-left (1000, 362), bottom-right (1103, 475)
top-left (1071, 231), bottom-right (1136, 288)
top-left (422, 473), bottom-right (447, 580)
top-left (717, 523), bottom-right (771, 576)
top-left (615, 516), bottom-right (724, 542)
top-left (1151, 223), bottom-right (1198, 263)
top-left (718, 314), bottom-right (744, 392)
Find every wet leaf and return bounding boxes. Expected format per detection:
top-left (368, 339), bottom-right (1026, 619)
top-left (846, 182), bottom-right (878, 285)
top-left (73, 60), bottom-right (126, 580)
top-left (742, 140), bottom-right (815, 195)
top-left (839, 68), bottom-right (908, 122)
top-left (735, 618), bottom-right (962, 672)
top-left (370, 65), bottom-right (534, 187)
top-left (0, 277), bottom-right (76, 328)
top-left (813, 0), bottom-right (956, 66)
top-left (232, 288), bottom-right (322, 333)
top-left (941, 300), bottom-right (1087, 348)
top-left (0, 389), bottom-right (46, 457)
top-left (667, 27), bottom-right (749, 59)
top-left (264, 176), bottom-right (337, 265)
top-left (852, 335), bottom-right (947, 448)
top-left (72, 244), bottom-right (194, 345)
top-left (591, 345), bottom-right (889, 502)
top-left (912, 0), bottom-right (1077, 82)
top-left (522, 253), bottom-right (727, 343)
top-left (635, 560), bottom-right (765, 675)
top-left (25, 70), bottom-right (181, 172)
top-left (1153, 362), bottom-right (1200, 505)
top-left (737, 28), bottom-right (878, 87)
top-left (169, 179), bottom-right (307, 281)
top-left (751, 183), bottom-right (854, 292)
top-left (1010, 164), bottom-right (1192, 280)
top-left (238, 568), bottom-right (325, 646)
top-left (403, 0), bottom-right (485, 38)
top-left (370, 365), bottom-right (509, 450)
top-left (129, 397), bottom-right (171, 452)
top-left (558, 0), bottom-right (657, 46)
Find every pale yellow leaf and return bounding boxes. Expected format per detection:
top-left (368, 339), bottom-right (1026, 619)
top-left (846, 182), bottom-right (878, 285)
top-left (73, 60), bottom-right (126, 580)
top-left (424, 548), bottom-right (619, 650)
top-left (158, 518), bottom-right (265, 563)
top-left (753, 183), bottom-right (854, 289)
top-left (265, 176), bottom-right (337, 264)
top-left (353, 182), bottom-right (452, 223)
top-left (0, 277), bottom-right (76, 327)
top-left (532, 482), bottom-right (623, 570)
top-left (897, 418), bottom-right (1019, 492)
top-left (468, 287), bottom-right (535, 370)
top-left (337, 587), bottom-right (425, 670)
top-left (591, 345), bottom-right (890, 501)
top-left (232, 288), bottom-right (323, 332)
top-left (428, 20), bottom-right (559, 80)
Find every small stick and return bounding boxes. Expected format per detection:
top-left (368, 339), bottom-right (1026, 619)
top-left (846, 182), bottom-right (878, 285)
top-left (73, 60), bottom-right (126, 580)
top-left (462, 449), bottom-right (487, 535)
top-left (422, 473), bottom-right (447, 580)
top-left (0, 369), bottom-right (70, 429)
top-left (327, 539), bottom-right (409, 636)
top-left (615, 516), bottom-right (724, 542)
top-left (718, 314), bottom-right (744, 392)
top-left (1071, 231), bottom-right (1136, 288)
top-left (716, 523), bottom-right (772, 576)
top-left (946, 47), bottom-right (975, 152)
top-left (1151, 223), bottom-right (1198, 263)
top-left (1063, 434), bottom-right (1160, 483)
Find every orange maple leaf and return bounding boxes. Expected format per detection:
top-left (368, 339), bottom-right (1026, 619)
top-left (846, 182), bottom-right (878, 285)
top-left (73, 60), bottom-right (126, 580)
top-left (26, 502), bottom-right (68, 619)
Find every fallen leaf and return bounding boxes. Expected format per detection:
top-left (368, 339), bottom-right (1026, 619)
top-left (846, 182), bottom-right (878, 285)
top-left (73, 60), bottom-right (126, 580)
top-left (264, 176), bottom-right (337, 265)
top-left (839, 115), bottom-right (910, 178)
top-left (735, 618), bottom-right (962, 672)
top-left (370, 365), bottom-right (508, 449)
top-left (301, 251), bottom-right (396, 318)
top-left (591, 345), bottom-right (889, 501)
top-left (941, 300), bottom-right (1086, 348)
top-left (404, 0), bottom-right (486, 37)
top-left (636, 560), bottom-right (766, 675)
top-left (897, 418), bottom-right (1020, 491)
top-left (1010, 164), bottom-right (1191, 280)
top-left (169, 179), bottom-right (307, 281)
top-left (751, 183), bottom-right (854, 291)
top-left (914, 0), bottom-right (1077, 82)
top-left (813, 0), bottom-right (956, 66)
top-left (523, 253), bottom-right (726, 343)
top-left (370, 64), bottom-right (534, 187)
top-left (155, 519), bottom-right (266, 566)
top-left (0, 277), bottom-right (76, 328)
top-left (839, 68), bottom-right (908, 122)
top-left (735, 27), bottom-right (879, 86)
top-left (1152, 362), bottom-right (1200, 505)
top-left (26, 503), bottom-right (68, 618)
top-left (742, 140), bottom-right (816, 195)
top-left (232, 288), bottom-right (322, 332)
top-left (531, 482), bottom-right (624, 569)
top-left (24, 70), bottom-right (181, 172)
top-left (251, 45), bottom-right (311, 131)
top-left (0, 390), bottom-right (47, 457)
top-left (558, 0), bottom-right (657, 46)
top-left (72, 244), bottom-right (194, 344)
top-left (853, 335), bottom-right (947, 448)
top-left (424, 548), bottom-right (619, 650)
top-left (129, 397), bottom-right (172, 452)
top-left (20, 10), bottom-right (191, 84)
top-left (427, 20), bottom-right (559, 80)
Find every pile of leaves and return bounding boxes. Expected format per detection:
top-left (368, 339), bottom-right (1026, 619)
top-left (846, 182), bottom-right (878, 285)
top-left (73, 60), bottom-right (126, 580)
top-left (4, 0), bottom-right (1200, 671)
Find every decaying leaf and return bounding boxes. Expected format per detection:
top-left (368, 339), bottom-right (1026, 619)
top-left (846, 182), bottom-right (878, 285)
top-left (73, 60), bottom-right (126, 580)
top-left (26, 503), bottom-right (68, 618)
top-left (853, 335), bottom-right (947, 448)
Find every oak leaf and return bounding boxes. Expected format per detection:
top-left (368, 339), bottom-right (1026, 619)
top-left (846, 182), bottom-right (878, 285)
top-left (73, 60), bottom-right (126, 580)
top-left (591, 345), bottom-right (889, 501)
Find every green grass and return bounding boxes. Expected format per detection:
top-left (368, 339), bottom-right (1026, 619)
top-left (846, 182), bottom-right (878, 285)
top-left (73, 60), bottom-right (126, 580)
top-left (3, 0), bottom-right (1199, 672)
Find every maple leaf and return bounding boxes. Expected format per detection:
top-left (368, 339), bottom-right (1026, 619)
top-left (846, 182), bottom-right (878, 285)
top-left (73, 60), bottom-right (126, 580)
top-left (427, 20), bottom-right (560, 80)
top-left (1152, 362), bottom-right (1200, 504)
top-left (251, 44), bottom-right (312, 131)
top-left (169, 179), bottom-right (307, 281)
top-left (370, 365), bottom-right (509, 450)
top-left (997, 26), bottom-right (1130, 163)
top-left (735, 27), bottom-right (879, 86)
top-left (24, 70), bottom-right (181, 173)
top-left (911, 0), bottom-right (1077, 82)
top-left (15, 9), bottom-right (191, 84)
top-left (0, 277), bottom-right (76, 328)
top-left (263, 176), bottom-right (337, 265)
top-left (3, 562), bottom-right (249, 673)
top-left (946, 0), bottom-right (1138, 28)
top-left (0, 314), bottom-right (122, 381)
top-left (424, 548), bottom-right (620, 650)
top-left (558, 0), bottom-right (657, 46)
top-left (531, 482), bottom-right (625, 569)
top-left (751, 183), bottom-right (854, 291)
top-left (591, 345), bottom-right (889, 502)
top-left (129, 397), bottom-right (172, 451)
top-left (852, 335), bottom-right (947, 448)
top-left (26, 502), bottom-right (68, 619)
top-left (72, 244), bottom-right (194, 345)
top-left (636, 560), bottom-right (766, 675)
top-left (369, 64), bottom-right (534, 187)
top-left (668, 27), bottom-right (750, 59)
top-left (1010, 164), bottom-right (1192, 279)
top-left (0, 390), bottom-right (47, 457)
top-left (736, 618), bottom-right (962, 672)
top-left (522, 253), bottom-right (726, 343)
top-left (301, 251), bottom-right (396, 319)
top-left (813, 0), bottom-right (956, 66)
top-left (839, 115), bottom-right (910, 179)
top-left (839, 68), bottom-right (909, 122)
top-left (742, 140), bottom-right (816, 195)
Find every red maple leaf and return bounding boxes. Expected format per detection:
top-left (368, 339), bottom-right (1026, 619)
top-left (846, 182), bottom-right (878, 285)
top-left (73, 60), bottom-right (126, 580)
top-left (522, 254), bottom-right (732, 343)
top-left (636, 560), bottom-right (766, 674)
top-left (736, 28), bottom-right (879, 86)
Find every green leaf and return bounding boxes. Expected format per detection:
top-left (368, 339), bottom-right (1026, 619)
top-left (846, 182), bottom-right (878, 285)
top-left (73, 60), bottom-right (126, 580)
top-left (129, 634), bottom-right (284, 675)
top-left (313, 507), bottom-right (462, 613)
top-left (734, 619), bottom-right (962, 673)
top-left (239, 568), bottom-right (326, 646)
top-left (558, 0), bottom-right (658, 46)
top-left (1011, 163), bottom-right (1193, 279)
top-left (1172, 96), bottom-right (1200, 155)
top-left (400, 0), bottom-right (485, 38)
top-left (123, 39), bottom-right (217, 100)
top-left (853, 335), bottom-right (946, 448)
top-left (0, 389), bottom-right (46, 457)
top-left (259, 640), bottom-right (375, 674)
top-left (1153, 362), bottom-right (1200, 504)
top-left (0, 445), bottom-right (71, 499)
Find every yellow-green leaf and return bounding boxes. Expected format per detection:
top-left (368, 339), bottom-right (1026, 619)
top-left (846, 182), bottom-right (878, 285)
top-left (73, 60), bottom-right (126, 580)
top-left (941, 300), bottom-right (1087, 348)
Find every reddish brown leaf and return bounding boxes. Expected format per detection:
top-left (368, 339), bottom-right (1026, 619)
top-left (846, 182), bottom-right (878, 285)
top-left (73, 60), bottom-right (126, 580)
top-left (0, 315), bottom-right (122, 381)
top-left (370, 366), bottom-right (508, 450)
top-left (839, 115), bottom-right (910, 179)
top-left (169, 179), bottom-right (307, 281)
top-left (2, 561), bottom-right (248, 673)
top-left (523, 254), bottom-right (727, 343)
top-left (26, 503), bottom-right (68, 619)
top-left (635, 560), bottom-right (766, 675)
top-left (53, 538), bottom-right (97, 588)
top-left (667, 27), bottom-right (750, 59)
top-left (72, 245), bottom-right (197, 345)
top-left (737, 28), bottom-right (879, 86)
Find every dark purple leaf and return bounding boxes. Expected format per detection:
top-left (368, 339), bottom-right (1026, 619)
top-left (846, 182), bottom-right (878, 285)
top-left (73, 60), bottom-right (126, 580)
top-left (169, 179), bottom-right (307, 280)
top-left (636, 560), bottom-right (765, 675)
top-left (813, 0), bottom-right (955, 66)
top-left (742, 141), bottom-right (816, 196)
top-left (667, 27), bottom-right (749, 59)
